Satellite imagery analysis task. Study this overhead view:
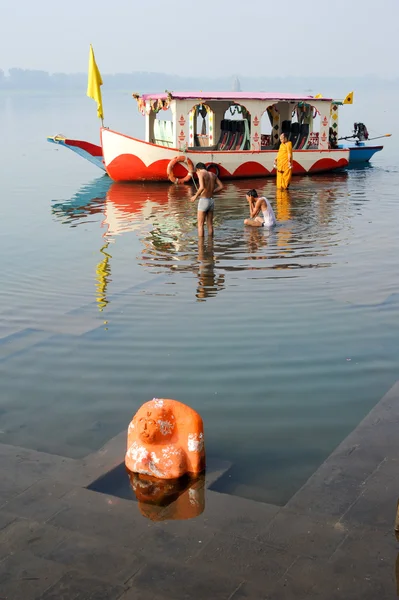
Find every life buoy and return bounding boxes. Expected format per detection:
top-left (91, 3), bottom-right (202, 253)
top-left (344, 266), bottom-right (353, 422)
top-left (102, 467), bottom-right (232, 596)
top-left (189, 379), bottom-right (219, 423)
top-left (167, 155), bottom-right (194, 184)
top-left (206, 163), bottom-right (220, 178)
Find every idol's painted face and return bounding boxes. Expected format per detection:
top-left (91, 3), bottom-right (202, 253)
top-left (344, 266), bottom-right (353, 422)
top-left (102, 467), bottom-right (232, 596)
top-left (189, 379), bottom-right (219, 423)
top-left (138, 412), bottom-right (158, 443)
top-left (137, 408), bottom-right (175, 443)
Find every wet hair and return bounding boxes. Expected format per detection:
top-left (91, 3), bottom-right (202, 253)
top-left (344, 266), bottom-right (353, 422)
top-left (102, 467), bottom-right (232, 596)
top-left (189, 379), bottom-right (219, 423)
top-left (246, 189), bottom-right (258, 198)
top-left (196, 162), bottom-right (206, 170)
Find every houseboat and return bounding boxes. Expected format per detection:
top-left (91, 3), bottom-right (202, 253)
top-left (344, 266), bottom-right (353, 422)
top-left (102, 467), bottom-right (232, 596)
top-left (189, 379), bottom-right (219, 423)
top-left (48, 91), bottom-right (387, 180)
top-left (102, 91), bottom-right (350, 182)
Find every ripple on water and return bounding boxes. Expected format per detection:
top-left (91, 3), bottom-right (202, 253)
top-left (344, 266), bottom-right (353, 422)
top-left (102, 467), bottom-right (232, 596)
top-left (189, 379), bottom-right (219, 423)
top-left (1, 156), bottom-right (399, 503)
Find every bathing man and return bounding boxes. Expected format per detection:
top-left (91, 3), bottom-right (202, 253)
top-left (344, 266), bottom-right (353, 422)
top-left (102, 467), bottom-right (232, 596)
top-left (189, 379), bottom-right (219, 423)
top-left (244, 189), bottom-right (276, 228)
top-left (190, 163), bottom-right (223, 237)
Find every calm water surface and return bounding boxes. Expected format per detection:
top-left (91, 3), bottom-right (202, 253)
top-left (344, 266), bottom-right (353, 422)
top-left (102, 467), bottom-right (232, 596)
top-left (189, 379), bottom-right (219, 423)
top-left (1, 91), bottom-right (398, 504)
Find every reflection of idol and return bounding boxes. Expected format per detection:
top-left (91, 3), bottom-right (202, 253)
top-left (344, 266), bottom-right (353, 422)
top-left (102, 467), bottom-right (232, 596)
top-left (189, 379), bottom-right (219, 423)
top-left (196, 238), bottom-right (225, 301)
top-left (129, 471), bottom-right (205, 522)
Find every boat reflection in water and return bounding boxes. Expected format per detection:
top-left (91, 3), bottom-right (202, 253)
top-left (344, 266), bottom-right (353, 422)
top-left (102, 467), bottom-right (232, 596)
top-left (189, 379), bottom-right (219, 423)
top-left (128, 471), bottom-right (205, 522)
top-left (52, 171), bottom-right (350, 308)
top-left (107, 182), bottom-right (226, 302)
top-left (52, 178), bottom-right (229, 305)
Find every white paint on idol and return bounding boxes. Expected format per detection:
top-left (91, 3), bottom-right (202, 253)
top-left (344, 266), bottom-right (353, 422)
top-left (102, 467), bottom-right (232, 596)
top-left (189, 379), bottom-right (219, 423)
top-left (157, 419), bottom-right (174, 436)
top-left (127, 442), bottom-right (166, 477)
top-left (127, 441), bottom-right (148, 463)
top-left (148, 460), bottom-right (163, 478)
top-left (161, 445), bottom-right (181, 469)
top-left (152, 398), bottom-right (164, 408)
top-left (150, 451), bottom-right (160, 464)
top-left (162, 445), bottom-right (181, 458)
top-left (188, 433), bottom-right (204, 453)
top-left (128, 421), bottom-right (135, 432)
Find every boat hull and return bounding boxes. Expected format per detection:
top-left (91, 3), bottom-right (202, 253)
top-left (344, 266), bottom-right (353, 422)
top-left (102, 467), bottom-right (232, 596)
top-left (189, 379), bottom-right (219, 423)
top-left (101, 128), bottom-right (349, 183)
top-left (338, 143), bottom-right (383, 164)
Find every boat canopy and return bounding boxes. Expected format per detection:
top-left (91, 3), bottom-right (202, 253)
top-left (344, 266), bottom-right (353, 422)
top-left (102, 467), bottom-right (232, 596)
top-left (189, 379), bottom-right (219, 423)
top-left (133, 90), bottom-right (339, 152)
top-left (141, 91), bottom-right (333, 102)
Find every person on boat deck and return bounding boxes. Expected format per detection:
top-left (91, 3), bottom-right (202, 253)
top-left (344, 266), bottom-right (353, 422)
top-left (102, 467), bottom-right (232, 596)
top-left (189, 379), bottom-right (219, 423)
top-left (244, 189), bottom-right (276, 228)
top-left (190, 162), bottom-right (223, 237)
top-left (274, 133), bottom-right (293, 189)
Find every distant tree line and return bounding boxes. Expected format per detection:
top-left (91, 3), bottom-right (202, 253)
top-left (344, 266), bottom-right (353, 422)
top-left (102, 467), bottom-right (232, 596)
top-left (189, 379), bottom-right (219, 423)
top-left (0, 68), bottom-right (229, 91)
top-left (0, 68), bottom-right (398, 94)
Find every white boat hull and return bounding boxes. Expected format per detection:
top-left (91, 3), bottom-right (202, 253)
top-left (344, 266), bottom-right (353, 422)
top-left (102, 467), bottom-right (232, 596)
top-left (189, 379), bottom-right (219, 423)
top-left (101, 128), bottom-right (350, 183)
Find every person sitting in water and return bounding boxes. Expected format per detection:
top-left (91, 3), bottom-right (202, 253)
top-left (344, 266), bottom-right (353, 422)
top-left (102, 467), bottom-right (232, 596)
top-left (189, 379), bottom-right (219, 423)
top-left (244, 189), bottom-right (276, 228)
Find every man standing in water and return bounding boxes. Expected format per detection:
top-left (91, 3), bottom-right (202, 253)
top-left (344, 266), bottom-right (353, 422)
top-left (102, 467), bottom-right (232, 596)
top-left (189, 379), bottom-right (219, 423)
top-left (190, 163), bottom-right (223, 237)
top-left (273, 133), bottom-right (293, 190)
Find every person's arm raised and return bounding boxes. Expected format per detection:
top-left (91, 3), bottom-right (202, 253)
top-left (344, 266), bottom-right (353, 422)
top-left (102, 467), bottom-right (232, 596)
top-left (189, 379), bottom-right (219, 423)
top-left (213, 176), bottom-right (223, 194)
top-left (250, 199), bottom-right (261, 219)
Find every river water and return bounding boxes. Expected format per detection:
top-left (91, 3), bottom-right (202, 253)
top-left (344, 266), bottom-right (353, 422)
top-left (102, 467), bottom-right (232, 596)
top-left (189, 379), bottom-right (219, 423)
top-left (0, 90), bottom-right (398, 504)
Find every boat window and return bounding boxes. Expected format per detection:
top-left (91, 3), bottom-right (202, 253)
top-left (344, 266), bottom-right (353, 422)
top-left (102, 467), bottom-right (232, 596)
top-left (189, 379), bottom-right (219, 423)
top-left (195, 104), bottom-right (210, 147)
top-left (294, 103), bottom-right (317, 150)
top-left (261, 104), bottom-right (278, 150)
top-left (153, 109), bottom-right (174, 147)
top-left (187, 103), bottom-right (214, 150)
top-left (218, 104), bottom-right (250, 151)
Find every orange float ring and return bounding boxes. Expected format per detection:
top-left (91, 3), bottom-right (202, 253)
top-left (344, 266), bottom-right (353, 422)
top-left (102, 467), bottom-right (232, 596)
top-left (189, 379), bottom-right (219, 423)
top-left (167, 155), bottom-right (194, 184)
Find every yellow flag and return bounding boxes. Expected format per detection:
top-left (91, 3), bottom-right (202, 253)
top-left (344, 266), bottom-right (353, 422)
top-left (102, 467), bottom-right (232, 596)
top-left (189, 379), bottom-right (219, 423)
top-left (314, 93), bottom-right (323, 98)
top-left (87, 45), bottom-right (104, 120)
top-left (343, 91), bottom-right (354, 105)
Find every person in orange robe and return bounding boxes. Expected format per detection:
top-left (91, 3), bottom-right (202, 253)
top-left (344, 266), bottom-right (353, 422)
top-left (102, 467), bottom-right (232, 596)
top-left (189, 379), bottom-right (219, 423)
top-left (274, 133), bottom-right (293, 189)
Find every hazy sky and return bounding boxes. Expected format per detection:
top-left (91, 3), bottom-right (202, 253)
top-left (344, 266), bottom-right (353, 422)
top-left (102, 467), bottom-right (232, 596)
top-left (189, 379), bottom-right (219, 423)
top-left (2, 0), bottom-right (398, 78)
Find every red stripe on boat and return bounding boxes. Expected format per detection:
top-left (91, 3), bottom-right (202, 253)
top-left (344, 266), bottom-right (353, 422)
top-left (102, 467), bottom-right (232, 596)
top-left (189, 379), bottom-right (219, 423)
top-left (65, 139), bottom-right (103, 157)
top-left (106, 155), bottom-right (173, 181)
top-left (309, 157), bottom-right (348, 172)
top-left (233, 162), bottom-right (270, 178)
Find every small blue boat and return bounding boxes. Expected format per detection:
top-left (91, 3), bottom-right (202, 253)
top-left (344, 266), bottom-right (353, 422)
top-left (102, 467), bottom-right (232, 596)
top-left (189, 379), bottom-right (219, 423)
top-left (339, 142), bottom-right (383, 164)
top-left (336, 122), bottom-right (388, 164)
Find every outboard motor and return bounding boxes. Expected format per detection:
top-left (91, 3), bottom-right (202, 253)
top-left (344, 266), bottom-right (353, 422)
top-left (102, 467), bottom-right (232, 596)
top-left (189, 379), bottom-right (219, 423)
top-left (353, 122), bottom-right (369, 141)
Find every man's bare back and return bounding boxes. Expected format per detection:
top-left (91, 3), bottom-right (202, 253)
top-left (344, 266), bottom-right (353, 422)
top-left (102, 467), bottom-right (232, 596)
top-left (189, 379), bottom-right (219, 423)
top-left (191, 163), bottom-right (223, 237)
top-left (198, 170), bottom-right (217, 198)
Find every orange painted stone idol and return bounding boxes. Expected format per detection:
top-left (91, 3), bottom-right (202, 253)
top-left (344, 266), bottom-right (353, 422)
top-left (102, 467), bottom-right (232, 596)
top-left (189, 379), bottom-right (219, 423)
top-left (125, 398), bottom-right (205, 479)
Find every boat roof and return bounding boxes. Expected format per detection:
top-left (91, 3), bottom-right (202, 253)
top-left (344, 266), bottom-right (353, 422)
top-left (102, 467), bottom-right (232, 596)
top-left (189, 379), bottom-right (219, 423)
top-left (141, 91), bottom-right (332, 102)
